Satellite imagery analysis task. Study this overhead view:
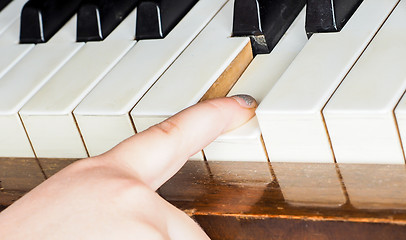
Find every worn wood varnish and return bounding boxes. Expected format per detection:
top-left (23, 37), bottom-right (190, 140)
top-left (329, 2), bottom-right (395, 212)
top-left (2, 159), bottom-right (406, 238)
top-left (199, 42), bottom-right (253, 102)
top-left (38, 158), bottom-right (79, 178)
top-left (0, 157), bottom-right (45, 207)
top-left (159, 161), bottom-right (406, 239)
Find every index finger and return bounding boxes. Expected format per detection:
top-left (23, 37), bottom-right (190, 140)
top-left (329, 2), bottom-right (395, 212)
top-left (102, 95), bottom-right (257, 190)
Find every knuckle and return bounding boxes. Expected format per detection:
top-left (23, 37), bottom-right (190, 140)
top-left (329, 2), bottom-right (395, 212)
top-left (202, 99), bottom-right (225, 116)
top-left (152, 118), bottom-right (184, 139)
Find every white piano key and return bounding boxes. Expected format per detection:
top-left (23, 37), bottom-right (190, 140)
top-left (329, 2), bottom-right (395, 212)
top-left (397, 104), bottom-right (406, 158)
top-left (324, 1), bottom-right (406, 164)
top-left (73, 0), bottom-right (227, 157)
top-left (0, 18), bottom-right (34, 157)
top-left (203, 116), bottom-right (267, 161)
top-left (19, 9), bottom-right (137, 159)
top-left (0, 0), bottom-right (27, 35)
top-left (256, 0), bottom-right (399, 163)
top-left (204, 7), bottom-right (308, 162)
top-left (130, 0), bottom-right (250, 160)
top-left (0, 19), bottom-right (34, 80)
top-left (0, 17), bottom-right (84, 157)
top-left (394, 3), bottom-right (406, 161)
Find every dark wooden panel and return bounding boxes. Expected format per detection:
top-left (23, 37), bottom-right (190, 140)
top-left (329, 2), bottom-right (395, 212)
top-left (0, 191), bottom-right (26, 209)
top-left (3, 159), bottom-right (406, 238)
top-left (38, 158), bottom-right (79, 178)
top-left (0, 157), bottom-right (45, 191)
top-left (160, 161), bottom-right (406, 238)
top-left (0, 157), bottom-right (45, 208)
top-left (338, 164), bottom-right (406, 210)
top-left (194, 215), bottom-right (406, 240)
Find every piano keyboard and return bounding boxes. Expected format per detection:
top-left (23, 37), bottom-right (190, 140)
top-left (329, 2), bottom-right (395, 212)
top-left (0, 0), bottom-right (24, 35)
top-left (74, 0), bottom-right (229, 158)
top-left (0, 16), bottom-right (83, 158)
top-left (0, 0), bottom-right (404, 169)
top-left (18, 9), bottom-right (137, 159)
top-left (323, 2), bottom-right (406, 164)
top-left (131, 0), bottom-right (252, 160)
top-left (205, 7), bottom-right (308, 162)
top-left (257, 0), bottom-right (401, 163)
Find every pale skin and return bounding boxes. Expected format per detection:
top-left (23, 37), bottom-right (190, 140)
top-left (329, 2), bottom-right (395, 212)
top-left (0, 96), bottom-right (257, 240)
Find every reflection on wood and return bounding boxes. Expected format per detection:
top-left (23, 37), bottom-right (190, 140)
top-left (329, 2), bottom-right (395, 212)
top-left (160, 161), bottom-right (406, 222)
top-left (339, 164), bottom-right (406, 209)
top-left (2, 159), bottom-right (406, 239)
top-left (159, 161), bottom-right (278, 215)
top-left (160, 161), bottom-right (406, 239)
top-left (206, 161), bottom-right (273, 183)
top-left (272, 162), bottom-right (346, 207)
top-left (194, 215), bottom-right (406, 240)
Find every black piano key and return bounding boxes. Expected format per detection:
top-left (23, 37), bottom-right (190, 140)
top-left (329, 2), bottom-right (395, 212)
top-left (77, 0), bottom-right (138, 42)
top-left (305, 0), bottom-right (363, 36)
top-left (233, 0), bottom-right (306, 55)
top-left (232, 0), bottom-right (262, 37)
top-left (0, 0), bottom-right (12, 12)
top-left (135, 0), bottom-right (198, 40)
top-left (19, 0), bottom-right (82, 44)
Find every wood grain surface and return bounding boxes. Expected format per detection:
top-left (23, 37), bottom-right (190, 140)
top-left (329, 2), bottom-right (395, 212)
top-left (2, 159), bottom-right (406, 239)
top-left (199, 42), bottom-right (253, 101)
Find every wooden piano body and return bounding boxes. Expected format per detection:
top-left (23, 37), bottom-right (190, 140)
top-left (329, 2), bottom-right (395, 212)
top-left (2, 0), bottom-right (406, 239)
top-left (2, 159), bottom-right (406, 239)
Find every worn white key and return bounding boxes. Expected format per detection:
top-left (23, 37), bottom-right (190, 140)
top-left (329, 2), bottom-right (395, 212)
top-left (0, 17), bottom-right (84, 157)
top-left (0, 19), bottom-right (34, 80)
top-left (393, 3), bottom-right (406, 162)
top-left (74, 0), bottom-right (227, 156)
top-left (256, 0), bottom-right (399, 163)
top-left (0, 18), bottom-right (34, 157)
top-left (131, 1), bottom-right (250, 160)
top-left (324, 1), bottom-right (406, 164)
top-left (19, 10), bottom-right (137, 158)
top-left (0, 0), bottom-right (27, 35)
top-left (204, 7), bottom-right (308, 162)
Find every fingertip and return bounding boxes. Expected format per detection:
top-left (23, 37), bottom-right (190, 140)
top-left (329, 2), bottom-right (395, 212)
top-left (230, 94), bottom-right (258, 109)
top-left (173, 95), bottom-right (257, 135)
top-left (208, 95), bottom-right (257, 133)
top-left (156, 94), bottom-right (257, 158)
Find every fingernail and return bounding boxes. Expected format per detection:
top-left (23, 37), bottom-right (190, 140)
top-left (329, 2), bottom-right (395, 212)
top-left (231, 94), bottom-right (257, 108)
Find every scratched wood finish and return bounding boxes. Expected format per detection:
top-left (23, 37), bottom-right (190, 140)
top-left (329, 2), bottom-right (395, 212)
top-left (38, 158), bottom-right (80, 178)
top-left (193, 216), bottom-right (406, 240)
top-left (2, 159), bottom-right (406, 238)
top-left (200, 42), bottom-right (253, 102)
top-left (0, 157), bottom-right (45, 207)
top-left (159, 161), bottom-right (406, 239)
